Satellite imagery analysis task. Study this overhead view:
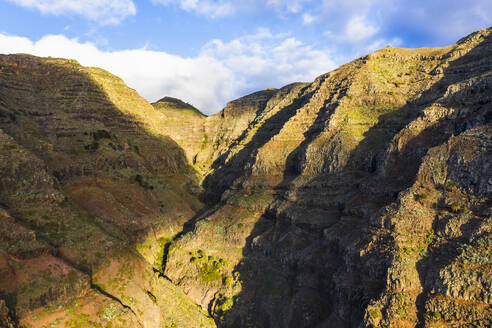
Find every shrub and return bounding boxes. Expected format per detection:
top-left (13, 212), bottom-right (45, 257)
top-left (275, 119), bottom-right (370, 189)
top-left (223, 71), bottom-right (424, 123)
top-left (224, 276), bottom-right (233, 287)
top-left (449, 201), bottom-right (460, 212)
top-left (199, 263), bottom-right (222, 282)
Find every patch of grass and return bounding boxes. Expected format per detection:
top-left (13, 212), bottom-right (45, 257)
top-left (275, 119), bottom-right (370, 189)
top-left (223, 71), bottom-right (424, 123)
top-left (369, 309), bottom-right (381, 320)
top-left (199, 263), bottom-right (222, 282)
top-left (425, 230), bottom-right (436, 245)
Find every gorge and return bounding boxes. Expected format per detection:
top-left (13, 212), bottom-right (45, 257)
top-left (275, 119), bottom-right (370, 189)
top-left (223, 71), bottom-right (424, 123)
top-left (0, 27), bottom-right (491, 328)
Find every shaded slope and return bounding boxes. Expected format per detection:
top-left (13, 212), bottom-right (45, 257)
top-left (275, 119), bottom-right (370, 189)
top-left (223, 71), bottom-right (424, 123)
top-left (0, 54), bottom-right (214, 327)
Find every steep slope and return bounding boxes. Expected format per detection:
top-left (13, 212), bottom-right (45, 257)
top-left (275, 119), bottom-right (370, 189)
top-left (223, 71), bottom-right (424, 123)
top-left (153, 84), bottom-right (308, 179)
top-left (0, 55), bottom-right (214, 327)
top-left (152, 97), bottom-right (207, 167)
top-left (160, 27), bottom-right (492, 327)
top-left (1, 27), bottom-right (490, 328)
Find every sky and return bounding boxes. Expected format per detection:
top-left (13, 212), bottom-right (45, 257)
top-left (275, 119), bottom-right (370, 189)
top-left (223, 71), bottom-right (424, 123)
top-left (0, 1), bottom-right (490, 114)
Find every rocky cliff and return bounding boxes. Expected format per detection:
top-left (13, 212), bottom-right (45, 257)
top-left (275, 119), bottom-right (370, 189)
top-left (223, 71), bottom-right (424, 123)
top-left (0, 27), bottom-right (491, 328)
top-left (159, 27), bottom-right (492, 327)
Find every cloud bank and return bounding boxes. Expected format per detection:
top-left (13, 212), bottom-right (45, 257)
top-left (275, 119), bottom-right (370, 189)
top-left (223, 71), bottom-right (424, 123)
top-left (0, 30), bottom-right (336, 114)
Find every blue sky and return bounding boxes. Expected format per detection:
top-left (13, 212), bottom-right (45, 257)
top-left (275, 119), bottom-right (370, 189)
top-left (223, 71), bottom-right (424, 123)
top-left (0, 0), bottom-right (490, 114)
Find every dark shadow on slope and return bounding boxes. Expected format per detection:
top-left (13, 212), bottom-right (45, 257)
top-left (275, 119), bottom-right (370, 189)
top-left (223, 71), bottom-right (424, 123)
top-left (202, 84), bottom-right (314, 203)
top-left (207, 89), bottom-right (280, 175)
top-left (219, 32), bottom-right (491, 328)
top-left (415, 216), bottom-right (485, 327)
top-left (0, 54), bottom-right (202, 322)
top-left (283, 78), bottom-right (349, 182)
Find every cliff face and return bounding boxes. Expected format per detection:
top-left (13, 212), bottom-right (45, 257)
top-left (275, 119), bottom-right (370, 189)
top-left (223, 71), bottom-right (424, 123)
top-left (0, 27), bottom-right (491, 328)
top-left (160, 27), bottom-right (492, 327)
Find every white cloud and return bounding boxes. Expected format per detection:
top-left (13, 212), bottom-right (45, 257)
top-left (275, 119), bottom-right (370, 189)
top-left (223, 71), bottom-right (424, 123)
top-left (152, 0), bottom-right (313, 18)
top-left (302, 13), bottom-right (316, 25)
top-left (151, 0), bottom-right (235, 18)
top-left (344, 16), bottom-right (379, 43)
top-left (388, 0), bottom-right (492, 44)
top-left (364, 37), bottom-right (402, 52)
top-left (0, 31), bottom-right (336, 114)
top-left (202, 28), bottom-right (336, 90)
top-left (266, 0), bottom-right (312, 13)
top-left (319, 0), bottom-right (492, 46)
top-left (6, 0), bottom-right (136, 25)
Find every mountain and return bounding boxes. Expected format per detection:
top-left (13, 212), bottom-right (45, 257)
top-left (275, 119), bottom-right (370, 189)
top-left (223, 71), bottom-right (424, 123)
top-left (155, 27), bottom-right (492, 328)
top-left (0, 54), bottom-right (214, 327)
top-left (0, 27), bottom-right (491, 328)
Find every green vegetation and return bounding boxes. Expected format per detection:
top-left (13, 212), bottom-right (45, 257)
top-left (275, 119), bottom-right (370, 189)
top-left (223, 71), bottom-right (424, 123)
top-left (458, 236), bottom-right (491, 266)
top-left (425, 230), bottom-right (436, 245)
top-left (449, 201), bottom-right (461, 212)
top-left (214, 297), bottom-right (235, 321)
top-left (224, 276), bottom-right (233, 287)
top-left (199, 263), bottom-right (222, 282)
top-left (154, 235), bottom-right (176, 270)
top-left (369, 309), bottom-right (381, 320)
top-left (433, 312), bottom-right (442, 320)
top-left (395, 293), bottom-right (407, 319)
top-left (189, 250), bottom-right (228, 283)
top-left (102, 303), bottom-right (119, 321)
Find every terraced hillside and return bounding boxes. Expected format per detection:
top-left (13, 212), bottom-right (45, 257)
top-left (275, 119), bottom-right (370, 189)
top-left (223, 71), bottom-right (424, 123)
top-left (0, 27), bottom-right (491, 328)
top-left (0, 55), bottom-right (214, 328)
top-left (158, 27), bottom-right (492, 327)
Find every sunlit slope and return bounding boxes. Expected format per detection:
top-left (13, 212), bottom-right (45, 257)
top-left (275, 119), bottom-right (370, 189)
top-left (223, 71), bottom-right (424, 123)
top-left (160, 27), bottom-right (492, 328)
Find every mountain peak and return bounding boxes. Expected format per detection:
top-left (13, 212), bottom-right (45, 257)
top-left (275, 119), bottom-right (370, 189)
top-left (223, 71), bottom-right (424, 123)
top-left (153, 96), bottom-right (206, 117)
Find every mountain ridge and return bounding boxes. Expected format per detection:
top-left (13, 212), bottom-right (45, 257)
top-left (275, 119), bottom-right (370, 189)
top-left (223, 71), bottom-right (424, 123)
top-left (0, 27), bottom-right (491, 327)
